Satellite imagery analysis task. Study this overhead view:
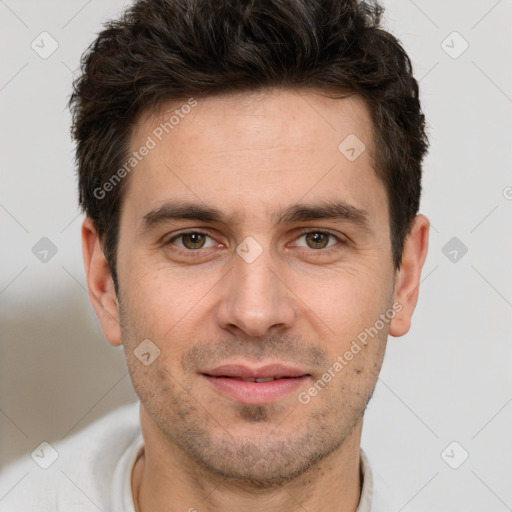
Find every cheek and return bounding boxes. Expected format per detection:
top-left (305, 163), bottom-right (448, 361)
top-left (124, 261), bottom-right (190, 321)
top-left (120, 262), bottom-right (222, 361)
top-left (294, 266), bottom-right (391, 340)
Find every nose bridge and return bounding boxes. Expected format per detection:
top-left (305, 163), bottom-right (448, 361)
top-left (216, 239), bottom-right (295, 336)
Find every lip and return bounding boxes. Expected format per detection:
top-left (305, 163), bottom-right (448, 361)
top-left (201, 363), bottom-right (311, 405)
top-left (203, 363), bottom-right (309, 379)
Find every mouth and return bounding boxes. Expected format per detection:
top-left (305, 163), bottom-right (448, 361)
top-left (210, 376), bottom-right (295, 382)
top-left (201, 364), bottom-right (311, 405)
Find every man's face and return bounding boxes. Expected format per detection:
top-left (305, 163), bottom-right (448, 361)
top-left (115, 88), bottom-right (396, 486)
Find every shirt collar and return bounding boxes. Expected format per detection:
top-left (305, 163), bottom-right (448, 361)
top-left (355, 449), bottom-right (374, 512)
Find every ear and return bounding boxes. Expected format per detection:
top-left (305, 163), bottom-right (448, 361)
top-left (82, 217), bottom-right (122, 346)
top-left (389, 214), bottom-right (430, 337)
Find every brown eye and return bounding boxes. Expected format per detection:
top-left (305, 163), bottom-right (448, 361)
top-left (296, 231), bottom-right (339, 250)
top-left (181, 232), bottom-right (207, 249)
top-left (304, 232), bottom-right (330, 249)
top-left (167, 231), bottom-right (216, 251)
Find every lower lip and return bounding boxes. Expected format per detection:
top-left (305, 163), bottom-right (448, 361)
top-left (203, 375), bottom-right (310, 405)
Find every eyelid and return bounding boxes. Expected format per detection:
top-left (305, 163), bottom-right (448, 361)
top-left (294, 227), bottom-right (345, 239)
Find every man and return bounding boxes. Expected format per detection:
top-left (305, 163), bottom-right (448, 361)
top-left (0, 0), bottom-right (429, 510)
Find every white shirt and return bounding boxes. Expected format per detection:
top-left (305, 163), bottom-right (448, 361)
top-left (0, 402), bottom-right (398, 511)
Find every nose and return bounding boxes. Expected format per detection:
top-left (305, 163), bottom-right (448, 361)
top-left (215, 247), bottom-right (296, 338)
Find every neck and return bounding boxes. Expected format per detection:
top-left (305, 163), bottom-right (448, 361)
top-left (132, 405), bottom-right (364, 512)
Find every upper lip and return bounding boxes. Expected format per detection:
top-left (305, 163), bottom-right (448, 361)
top-left (202, 363), bottom-right (310, 379)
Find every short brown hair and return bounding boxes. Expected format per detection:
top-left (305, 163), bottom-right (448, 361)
top-left (69, 0), bottom-right (428, 291)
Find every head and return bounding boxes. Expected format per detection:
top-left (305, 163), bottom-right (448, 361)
top-left (73, 0), bottom-right (429, 487)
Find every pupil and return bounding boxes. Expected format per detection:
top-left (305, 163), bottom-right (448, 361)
top-left (307, 232), bottom-right (327, 249)
top-left (185, 233), bottom-right (204, 249)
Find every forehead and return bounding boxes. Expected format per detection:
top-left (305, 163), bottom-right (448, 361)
top-left (122, 88), bottom-right (387, 230)
top-left (133, 88), bottom-right (375, 160)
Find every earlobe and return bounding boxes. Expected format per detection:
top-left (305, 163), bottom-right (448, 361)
top-left (389, 214), bottom-right (430, 338)
top-left (82, 218), bottom-right (123, 346)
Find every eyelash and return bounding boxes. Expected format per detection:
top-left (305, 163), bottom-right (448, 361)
top-left (165, 229), bottom-right (346, 258)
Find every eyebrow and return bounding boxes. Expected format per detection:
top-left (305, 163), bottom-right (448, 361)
top-left (139, 199), bottom-right (373, 234)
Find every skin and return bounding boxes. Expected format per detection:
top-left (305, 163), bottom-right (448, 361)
top-left (82, 88), bottom-right (429, 512)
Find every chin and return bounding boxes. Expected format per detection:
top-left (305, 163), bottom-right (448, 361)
top-left (176, 424), bottom-right (345, 489)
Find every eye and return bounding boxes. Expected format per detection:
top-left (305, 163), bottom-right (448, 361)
top-left (166, 231), bottom-right (218, 251)
top-left (294, 230), bottom-right (341, 251)
top-left (164, 229), bottom-right (345, 259)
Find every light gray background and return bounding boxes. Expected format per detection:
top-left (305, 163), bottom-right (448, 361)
top-left (1, 1), bottom-right (511, 510)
